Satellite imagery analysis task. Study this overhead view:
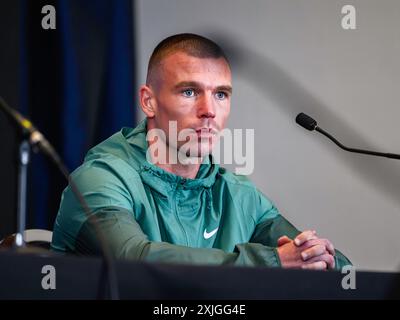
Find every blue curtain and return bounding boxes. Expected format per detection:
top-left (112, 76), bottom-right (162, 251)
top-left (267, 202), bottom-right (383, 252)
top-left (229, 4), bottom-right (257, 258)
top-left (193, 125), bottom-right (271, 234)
top-left (20, 0), bottom-right (136, 229)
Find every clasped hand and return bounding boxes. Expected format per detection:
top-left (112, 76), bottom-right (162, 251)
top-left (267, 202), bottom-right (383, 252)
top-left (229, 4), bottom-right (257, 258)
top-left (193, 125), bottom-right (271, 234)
top-left (276, 230), bottom-right (336, 270)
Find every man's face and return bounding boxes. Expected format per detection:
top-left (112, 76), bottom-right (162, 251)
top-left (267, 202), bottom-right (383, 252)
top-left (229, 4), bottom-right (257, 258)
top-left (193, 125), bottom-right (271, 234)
top-left (148, 51), bottom-right (232, 158)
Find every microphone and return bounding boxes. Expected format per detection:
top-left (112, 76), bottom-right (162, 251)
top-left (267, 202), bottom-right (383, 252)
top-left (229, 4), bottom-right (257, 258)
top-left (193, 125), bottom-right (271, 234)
top-left (0, 96), bottom-right (119, 299)
top-left (295, 112), bottom-right (317, 131)
top-left (295, 112), bottom-right (400, 160)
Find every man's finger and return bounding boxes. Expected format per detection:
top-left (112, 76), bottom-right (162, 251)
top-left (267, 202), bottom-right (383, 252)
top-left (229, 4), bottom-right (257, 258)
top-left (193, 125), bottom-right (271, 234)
top-left (299, 238), bottom-right (335, 256)
top-left (306, 253), bottom-right (335, 270)
top-left (324, 239), bottom-right (335, 256)
top-left (301, 244), bottom-right (326, 261)
top-left (277, 235), bottom-right (292, 247)
top-left (301, 261), bottom-right (327, 270)
top-left (294, 230), bottom-right (317, 246)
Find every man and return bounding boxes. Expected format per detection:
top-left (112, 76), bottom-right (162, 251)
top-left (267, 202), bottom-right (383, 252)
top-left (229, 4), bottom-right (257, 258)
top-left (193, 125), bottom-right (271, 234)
top-left (52, 33), bottom-right (351, 270)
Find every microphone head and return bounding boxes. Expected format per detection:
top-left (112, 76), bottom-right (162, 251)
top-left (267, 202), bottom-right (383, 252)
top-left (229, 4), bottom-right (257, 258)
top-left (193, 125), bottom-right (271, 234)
top-left (296, 113), bottom-right (317, 131)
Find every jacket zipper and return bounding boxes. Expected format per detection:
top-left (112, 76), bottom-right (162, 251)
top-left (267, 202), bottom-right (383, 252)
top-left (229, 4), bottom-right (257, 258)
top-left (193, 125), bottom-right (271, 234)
top-left (174, 182), bottom-right (189, 246)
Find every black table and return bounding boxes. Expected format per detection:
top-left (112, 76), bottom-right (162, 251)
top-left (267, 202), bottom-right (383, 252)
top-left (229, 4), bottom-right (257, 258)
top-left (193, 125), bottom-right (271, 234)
top-left (0, 250), bottom-right (399, 299)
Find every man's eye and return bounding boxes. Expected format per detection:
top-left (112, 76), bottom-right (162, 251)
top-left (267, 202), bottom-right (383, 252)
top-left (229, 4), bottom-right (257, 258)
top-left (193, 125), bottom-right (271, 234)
top-left (182, 89), bottom-right (195, 97)
top-left (215, 92), bottom-right (227, 100)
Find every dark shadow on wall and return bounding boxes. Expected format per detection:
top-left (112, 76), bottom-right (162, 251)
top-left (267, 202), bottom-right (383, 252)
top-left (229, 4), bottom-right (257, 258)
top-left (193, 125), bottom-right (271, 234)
top-left (212, 31), bottom-right (400, 208)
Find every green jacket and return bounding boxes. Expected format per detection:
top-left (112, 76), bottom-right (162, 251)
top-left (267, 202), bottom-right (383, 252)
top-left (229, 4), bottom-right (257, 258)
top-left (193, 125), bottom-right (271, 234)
top-left (52, 119), bottom-right (351, 269)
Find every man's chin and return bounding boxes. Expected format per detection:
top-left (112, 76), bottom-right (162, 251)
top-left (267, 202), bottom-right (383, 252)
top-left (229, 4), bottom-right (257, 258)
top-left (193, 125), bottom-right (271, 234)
top-left (178, 143), bottom-right (213, 162)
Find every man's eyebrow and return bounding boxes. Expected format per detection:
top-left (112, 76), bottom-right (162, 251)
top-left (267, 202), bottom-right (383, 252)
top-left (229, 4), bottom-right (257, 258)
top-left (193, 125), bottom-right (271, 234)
top-left (216, 85), bottom-right (232, 94)
top-left (173, 81), bottom-right (201, 89)
top-left (173, 81), bottom-right (232, 93)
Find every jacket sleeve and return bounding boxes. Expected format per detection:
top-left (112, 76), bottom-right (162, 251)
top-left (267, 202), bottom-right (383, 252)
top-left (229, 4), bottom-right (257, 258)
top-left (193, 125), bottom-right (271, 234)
top-left (250, 213), bottom-right (353, 270)
top-left (74, 206), bottom-right (282, 267)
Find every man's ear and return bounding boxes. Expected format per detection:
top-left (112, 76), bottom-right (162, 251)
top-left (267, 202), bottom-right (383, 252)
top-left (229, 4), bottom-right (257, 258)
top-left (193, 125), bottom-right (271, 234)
top-left (139, 85), bottom-right (156, 118)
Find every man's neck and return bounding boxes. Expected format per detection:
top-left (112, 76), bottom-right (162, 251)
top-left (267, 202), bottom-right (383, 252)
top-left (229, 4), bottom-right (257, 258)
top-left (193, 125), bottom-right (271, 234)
top-left (146, 121), bottom-right (202, 179)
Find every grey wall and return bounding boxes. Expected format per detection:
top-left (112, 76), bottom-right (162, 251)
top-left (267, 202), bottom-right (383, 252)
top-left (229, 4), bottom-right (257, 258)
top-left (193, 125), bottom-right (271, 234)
top-left (135, 0), bottom-right (400, 271)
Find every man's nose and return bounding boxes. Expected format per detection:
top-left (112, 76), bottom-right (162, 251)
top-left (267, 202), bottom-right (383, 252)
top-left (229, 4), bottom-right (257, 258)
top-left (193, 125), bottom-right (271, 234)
top-left (197, 94), bottom-right (216, 119)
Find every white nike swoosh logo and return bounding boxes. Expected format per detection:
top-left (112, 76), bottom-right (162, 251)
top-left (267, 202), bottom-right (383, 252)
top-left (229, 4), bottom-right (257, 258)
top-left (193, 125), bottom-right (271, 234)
top-left (203, 227), bottom-right (219, 239)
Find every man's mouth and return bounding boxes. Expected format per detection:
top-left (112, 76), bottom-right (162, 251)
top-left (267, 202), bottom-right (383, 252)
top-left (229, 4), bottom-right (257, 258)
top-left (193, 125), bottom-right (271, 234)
top-left (195, 127), bottom-right (218, 136)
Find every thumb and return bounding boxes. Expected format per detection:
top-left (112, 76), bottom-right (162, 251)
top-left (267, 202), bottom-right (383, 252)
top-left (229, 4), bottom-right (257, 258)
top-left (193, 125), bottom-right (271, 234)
top-left (277, 235), bottom-right (292, 246)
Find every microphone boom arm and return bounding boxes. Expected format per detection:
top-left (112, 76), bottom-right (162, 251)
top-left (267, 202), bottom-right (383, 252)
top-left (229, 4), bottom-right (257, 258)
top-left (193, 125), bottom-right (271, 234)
top-left (315, 126), bottom-right (400, 160)
top-left (295, 112), bottom-right (400, 160)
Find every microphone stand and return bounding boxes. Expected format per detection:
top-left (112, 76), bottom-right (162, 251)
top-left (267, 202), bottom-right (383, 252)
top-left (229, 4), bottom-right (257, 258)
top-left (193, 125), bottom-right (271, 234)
top-left (15, 139), bottom-right (31, 248)
top-left (1, 96), bottom-right (119, 299)
top-left (296, 112), bottom-right (400, 298)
